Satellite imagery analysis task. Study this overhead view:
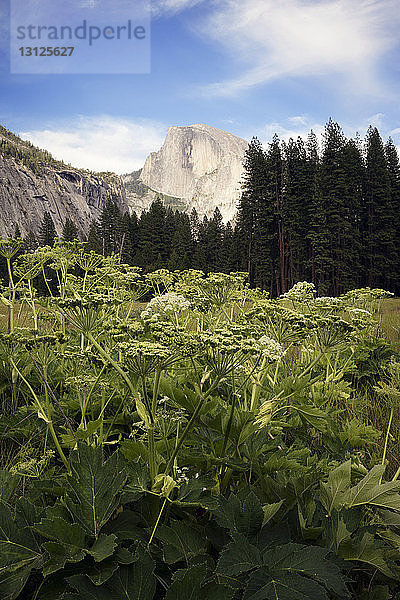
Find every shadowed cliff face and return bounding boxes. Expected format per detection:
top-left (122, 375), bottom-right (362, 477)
top-left (0, 127), bottom-right (127, 238)
top-left (126, 124), bottom-right (249, 222)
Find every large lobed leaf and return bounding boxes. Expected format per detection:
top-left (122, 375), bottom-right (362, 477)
top-left (64, 444), bottom-right (127, 537)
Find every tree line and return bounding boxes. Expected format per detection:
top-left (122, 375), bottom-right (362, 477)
top-left (237, 120), bottom-right (400, 296)
top-left (4, 120), bottom-right (400, 297)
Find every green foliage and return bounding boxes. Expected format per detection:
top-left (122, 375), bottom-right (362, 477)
top-left (0, 247), bottom-right (399, 597)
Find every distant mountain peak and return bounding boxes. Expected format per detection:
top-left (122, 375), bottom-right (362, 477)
top-left (125, 123), bottom-right (248, 222)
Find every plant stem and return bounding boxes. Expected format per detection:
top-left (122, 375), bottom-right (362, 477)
top-left (10, 359), bottom-right (71, 473)
top-left (87, 333), bottom-right (136, 396)
top-left (380, 408), bottom-right (393, 483)
top-left (148, 497), bottom-right (167, 547)
top-left (164, 378), bottom-right (220, 475)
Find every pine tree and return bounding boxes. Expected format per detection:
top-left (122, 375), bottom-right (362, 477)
top-left (128, 211), bottom-right (140, 260)
top-left (305, 130), bottom-right (324, 288)
top-left (62, 218), bottom-right (79, 241)
top-left (190, 208), bottom-right (200, 241)
top-left (24, 231), bottom-right (38, 252)
top-left (236, 138), bottom-right (270, 285)
top-left (98, 200), bottom-right (122, 256)
top-left (266, 135), bottom-right (284, 294)
top-left (118, 213), bottom-right (134, 264)
top-left (86, 221), bottom-right (102, 254)
top-left (38, 212), bottom-right (57, 246)
top-left (135, 198), bottom-right (167, 270)
top-left (341, 138), bottom-right (365, 290)
top-left (385, 138), bottom-right (400, 294)
top-left (365, 127), bottom-right (394, 289)
top-left (281, 137), bottom-right (311, 287)
top-left (220, 221), bottom-right (236, 273)
top-left (169, 212), bottom-right (193, 270)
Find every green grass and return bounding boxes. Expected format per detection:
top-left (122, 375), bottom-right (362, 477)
top-left (2, 297), bottom-right (400, 337)
top-left (381, 298), bottom-right (400, 344)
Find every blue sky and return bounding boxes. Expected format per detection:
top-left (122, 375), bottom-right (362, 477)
top-left (0, 0), bottom-right (399, 173)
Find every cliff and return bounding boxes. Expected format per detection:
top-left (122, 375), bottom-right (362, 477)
top-left (125, 124), bottom-right (248, 222)
top-left (0, 125), bottom-right (128, 238)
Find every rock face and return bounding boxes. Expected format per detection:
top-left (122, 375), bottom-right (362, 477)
top-left (0, 126), bottom-right (128, 238)
top-left (126, 124), bottom-right (248, 222)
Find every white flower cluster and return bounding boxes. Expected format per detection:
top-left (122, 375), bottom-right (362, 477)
top-left (281, 281), bottom-right (316, 302)
top-left (313, 296), bottom-right (343, 307)
top-left (349, 308), bottom-right (372, 317)
top-left (141, 293), bottom-right (190, 321)
top-left (257, 336), bottom-right (284, 360)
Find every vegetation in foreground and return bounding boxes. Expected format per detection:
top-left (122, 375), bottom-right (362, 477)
top-left (1, 239), bottom-right (400, 599)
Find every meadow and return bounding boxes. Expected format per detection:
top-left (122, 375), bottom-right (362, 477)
top-left (1, 238), bottom-right (400, 599)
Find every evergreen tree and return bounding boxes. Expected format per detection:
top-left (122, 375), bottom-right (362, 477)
top-left (24, 231), bottom-right (38, 252)
top-left (86, 221), bottom-right (102, 254)
top-left (305, 130), bottom-right (324, 287)
top-left (190, 208), bottom-right (200, 241)
top-left (236, 138), bottom-right (269, 286)
top-left (281, 137), bottom-right (311, 287)
top-left (62, 218), bottom-right (79, 241)
top-left (98, 200), bottom-right (122, 256)
top-left (38, 212), bottom-right (57, 246)
top-left (220, 221), bottom-right (236, 273)
top-left (385, 138), bottom-right (400, 294)
top-left (169, 212), bottom-right (193, 270)
top-left (365, 127), bottom-right (394, 290)
top-left (341, 138), bottom-right (365, 290)
top-left (135, 198), bottom-right (167, 271)
top-left (128, 211), bottom-right (140, 260)
top-left (118, 212), bottom-right (134, 263)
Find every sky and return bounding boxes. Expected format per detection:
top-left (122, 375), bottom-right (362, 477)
top-left (0, 0), bottom-right (399, 174)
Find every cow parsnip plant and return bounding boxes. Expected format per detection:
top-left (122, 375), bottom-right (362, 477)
top-left (0, 241), bottom-right (399, 599)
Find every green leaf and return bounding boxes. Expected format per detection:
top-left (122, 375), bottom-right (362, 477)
top-left (0, 471), bottom-right (19, 503)
top-left (67, 575), bottom-right (110, 600)
top-left (36, 577), bottom-right (81, 599)
top-left (320, 460), bottom-right (351, 515)
top-left (175, 476), bottom-right (217, 508)
top-left (217, 533), bottom-right (261, 578)
top-left (0, 501), bottom-right (41, 574)
top-left (243, 569), bottom-right (329, 600)
top-left (262, 543), bottom-right (348, 597)
top-left (155, 520), bottom-right (206, 564)
top-left (107, 555), bottom-right (156, 600)
top-left (42, 541), bottom-right (85, 576)
top-left (345, 465), bottom-right (400, 510)
top-left (0, 564), bottom-right (36, 600)
top-left (87, 533), bottom-right (117, 562)
top-left (294, 405), bottom-right (331, 431)
top-left (102, 510), bottom-right (145, 542)
top-left (165, 563), bottom-right (233, 600)
top-left (262, 501), bottom-right (284, 525)
top-left (86, 556), bottom-right (119, 586)
top-left (64, 444), bottom-right (127, 537)
top-left (120, 458), bottom-right (149, 503)
top-left (33, 517), bottom-right (86, 548)
top-left (69, 552), bottom-right (156, 600)
top-left (339, 532), bottom-right (395, 578)
top-left (214, 492), bottom-right (263, 538)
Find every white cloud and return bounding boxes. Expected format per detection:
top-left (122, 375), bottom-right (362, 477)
top-left (253, 116), bottom-right (325, 147)
top-left (19, 116), bottom-right (166, 174)
top-left (193, 0), bottom-right (400, 97)
top-left (151, 0), bottom-right (204, 16)
top-left (254, 114), bottom-right (400, 153)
